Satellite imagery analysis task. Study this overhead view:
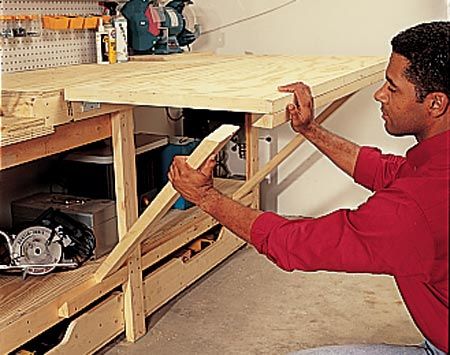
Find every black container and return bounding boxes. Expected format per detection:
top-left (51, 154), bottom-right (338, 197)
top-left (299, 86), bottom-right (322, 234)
top-left (59, 133), bottom-right (168, 214)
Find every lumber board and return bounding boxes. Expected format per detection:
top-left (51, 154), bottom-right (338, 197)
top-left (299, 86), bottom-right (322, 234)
top-left (143, 228), bottom-right (244, 316)
top-left (111, 109), bottom-right (146, 341)
top-left (49, 293), bottom-right (124, 355)
top-left (0, 115), bottom-right (54, 146)
top-left (0, 114), bottom-right (111, 171)
top-left (2, 54), bottom-right (385, 106)
top-left (95, 124), bottom-right (240, 282)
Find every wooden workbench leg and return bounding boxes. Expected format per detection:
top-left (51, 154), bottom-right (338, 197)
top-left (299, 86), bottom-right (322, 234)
top-left (245, 113), bottom-right (260, 209)
top-left (111, 109), bottom-right (146, 342)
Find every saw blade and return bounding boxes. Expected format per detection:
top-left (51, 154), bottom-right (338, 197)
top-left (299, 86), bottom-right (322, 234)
top-left (11, 226), bottom-right (63, 275)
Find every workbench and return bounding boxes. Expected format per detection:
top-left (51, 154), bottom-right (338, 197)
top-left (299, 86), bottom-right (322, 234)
top-left (0, 52), bottom-right (386, 354)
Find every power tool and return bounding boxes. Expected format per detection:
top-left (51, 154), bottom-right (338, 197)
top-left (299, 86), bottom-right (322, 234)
top-left (0, 208), bottom-right (95, 278)
top-left (121, 0), bottom-right (199, 54)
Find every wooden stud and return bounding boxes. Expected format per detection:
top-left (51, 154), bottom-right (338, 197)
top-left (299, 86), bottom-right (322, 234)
top-left (95, 124), bottom-right (240, 282)
top-left (111, 109), bottom-right (146, 342)
top-left (245, 113), bottom-right (260, 208)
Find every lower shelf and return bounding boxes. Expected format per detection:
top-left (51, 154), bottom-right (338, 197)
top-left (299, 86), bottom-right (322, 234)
top-left (0, 179), bottom-right (250, 354)
top-left (36, 230), bottom-right (244, 354)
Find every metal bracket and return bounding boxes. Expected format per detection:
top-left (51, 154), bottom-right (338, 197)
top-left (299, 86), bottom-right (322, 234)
top-left (81, 102), bottom-right (101, 112)
top-left (67, 101), bottom-right (74, 117)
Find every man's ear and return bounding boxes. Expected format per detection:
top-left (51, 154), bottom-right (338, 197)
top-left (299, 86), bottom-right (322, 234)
top-left (426, 92), bottom-right (449, 118)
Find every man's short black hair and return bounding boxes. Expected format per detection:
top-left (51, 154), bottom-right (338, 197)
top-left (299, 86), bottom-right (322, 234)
top-left (391, 21), bottom-right (449, 102)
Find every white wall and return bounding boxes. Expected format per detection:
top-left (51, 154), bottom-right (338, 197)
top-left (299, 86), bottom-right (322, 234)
top-left (192, 0), bottom-right (447, 216)
top-left (134, 106), bottom-right (182, 136)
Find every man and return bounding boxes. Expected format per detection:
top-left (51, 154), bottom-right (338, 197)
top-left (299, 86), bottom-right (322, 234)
top-left (169, 22), bottom-right (449, 354)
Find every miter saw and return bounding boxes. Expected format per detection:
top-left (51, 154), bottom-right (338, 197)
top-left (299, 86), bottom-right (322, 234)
top-left (122, 0), bottom-right (200, 54)
top-left (0, 208), bottom-right (95, 278)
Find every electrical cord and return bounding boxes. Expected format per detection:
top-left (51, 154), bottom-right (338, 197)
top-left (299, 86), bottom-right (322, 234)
top-left (231, 135), bottom-right (246, 160)
top-left (214, 150), bottom-right (231, 178)
top-left (201, 0), bottom-right (297, 35)
top-left (165, 107), bottom-right (184, 121)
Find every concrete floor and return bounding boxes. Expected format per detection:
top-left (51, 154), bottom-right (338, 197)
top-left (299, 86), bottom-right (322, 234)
top-left (102, 246), bottom-right (422, 355)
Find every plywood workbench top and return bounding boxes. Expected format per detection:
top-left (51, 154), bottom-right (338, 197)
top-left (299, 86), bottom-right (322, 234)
top-left (2, 52), bottom-right (386, 111)
top-left (1, 52), bottom-right (386, 146)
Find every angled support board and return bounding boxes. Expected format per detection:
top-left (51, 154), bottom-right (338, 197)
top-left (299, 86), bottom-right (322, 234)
top-left (95, 124), bottom-right (239, 282)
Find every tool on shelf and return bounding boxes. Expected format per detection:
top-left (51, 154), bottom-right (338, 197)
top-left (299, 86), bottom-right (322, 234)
top-left (0, 15), bottom-right (41, 38)
top-left (0, 208), bottom-right (95, 278)
top-left (96, 17), bottom-right (118, 64)
top-left (0, 15), bottom-right (14, 38)
top-left (100, 1), bottom-right (129, 62)
top-left (121, 0), bottom-right (200, 55)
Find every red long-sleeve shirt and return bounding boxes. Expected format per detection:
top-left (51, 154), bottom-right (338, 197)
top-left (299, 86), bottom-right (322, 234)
top-left (250, 130), bottom-right (449, 352)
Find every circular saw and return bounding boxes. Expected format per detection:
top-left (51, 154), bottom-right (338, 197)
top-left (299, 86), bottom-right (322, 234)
top-left (0, 208), bottom-right (95, 278)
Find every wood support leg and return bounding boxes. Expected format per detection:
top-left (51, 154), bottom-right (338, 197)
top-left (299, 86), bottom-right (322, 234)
top-left (111, 109), bottom-right (146, 342)
top-left (245, 113), bottom-right (260, 209)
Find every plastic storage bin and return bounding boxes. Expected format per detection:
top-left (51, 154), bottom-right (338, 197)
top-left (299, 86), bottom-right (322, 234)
top-left (60, 133), bottom-right (168, 214)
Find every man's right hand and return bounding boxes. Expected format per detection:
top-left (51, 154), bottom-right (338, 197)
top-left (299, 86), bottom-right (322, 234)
top-left (278, 82), bottom-right (315, 133)
top-left (280, 81), bottom-right (360, 178)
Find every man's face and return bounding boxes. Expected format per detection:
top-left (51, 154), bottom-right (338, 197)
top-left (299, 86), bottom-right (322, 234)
top-left (374, 53), bottom-right (428, 137)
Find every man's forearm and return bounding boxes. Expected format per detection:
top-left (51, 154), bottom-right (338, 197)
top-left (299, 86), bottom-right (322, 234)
top-left (300, 122), bottom-right (361, 177)
top-left (198, 188), bottom-right (263, 243)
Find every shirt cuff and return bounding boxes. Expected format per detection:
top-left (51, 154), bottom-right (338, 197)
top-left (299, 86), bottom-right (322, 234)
top-left (250, 212), bottom-right (286, 254)
top-left (353, 146), bottom-right (382, 190)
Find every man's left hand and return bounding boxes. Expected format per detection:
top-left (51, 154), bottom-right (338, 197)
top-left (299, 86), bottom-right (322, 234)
top-left (168, 155), bottom-right (216, 206)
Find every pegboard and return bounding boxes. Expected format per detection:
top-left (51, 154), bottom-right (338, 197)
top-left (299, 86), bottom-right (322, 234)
top-left (0, 0), bottom-right (103, 73)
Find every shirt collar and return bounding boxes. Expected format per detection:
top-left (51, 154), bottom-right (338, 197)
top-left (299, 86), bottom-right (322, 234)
top-left (406, 130), bottom-right (450, 169)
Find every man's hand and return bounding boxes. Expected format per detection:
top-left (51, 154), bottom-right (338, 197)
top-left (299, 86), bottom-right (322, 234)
top-left (168, 155), bottom-right (216, 206)
top-left (278, 82), bottom-right (315, 133)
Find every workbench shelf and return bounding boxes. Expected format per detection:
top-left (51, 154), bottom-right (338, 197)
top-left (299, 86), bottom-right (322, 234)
top-left (0, 179), bottom-right (248, 354)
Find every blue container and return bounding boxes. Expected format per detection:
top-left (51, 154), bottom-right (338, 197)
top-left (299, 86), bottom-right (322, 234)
top-left (161, 137), bottom-right (200, 210)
